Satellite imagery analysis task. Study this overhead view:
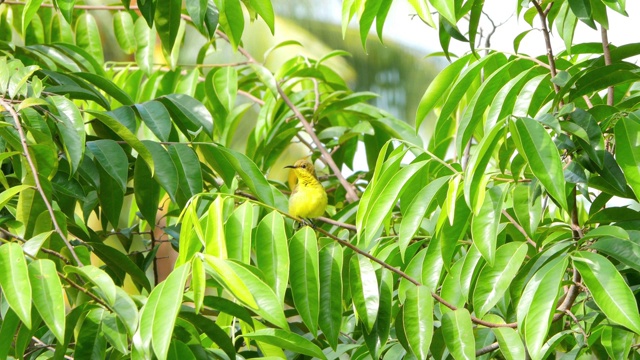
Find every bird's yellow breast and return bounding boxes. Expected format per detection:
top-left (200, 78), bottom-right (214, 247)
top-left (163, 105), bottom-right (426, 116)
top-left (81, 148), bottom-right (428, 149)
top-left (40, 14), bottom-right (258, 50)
top-left (289, 181), bottom-right (328, 219)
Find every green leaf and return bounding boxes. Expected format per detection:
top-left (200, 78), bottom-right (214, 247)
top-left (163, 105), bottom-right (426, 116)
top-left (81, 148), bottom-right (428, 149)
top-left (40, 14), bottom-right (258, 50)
top-left (512, 183), bottom-right (542, 239)
top-left (360, 160), bottom-right (429, 247)
top-left (473, 242), bottom-right (528, 317)
top-left (573, 251), bottom-right (640, 334)
top-left (243, 329), bottom-right (327, 359)
top-left (590, 237), bottom-right (640, 273)
top-left (0, 185), bottom-right (32, 212)
top-left (191, 256), bottom-right (205, 314)
top-left (143, 263), bottom-right (190, 360)
top-left (57, 0), bottom-right (76, 25)
top-left (249, 0), bottom-right (275, 33)
top-left (204, 196), bottom-right (226, 258)
top-left (203, 0), bottom-right (220, 38)
top-left (224, 201), bottom-right (254, 263)
top-left (75, 13), bottom-right (104, 64)
top-left (203, 255), bottom-right (259, 310)
top-left (134, 155), bottom-right (160, 225)
top-left (359, 0), bottom-right (383, 50)
top-left (518, 256), bottom-right (568, 360)
top-left (214, 0), bottom-right (244, 51)
top-left (168, 144), bottom-right (203, 207)
top-left (154, 0), bottom-right (182, 51)
top-left (441, 309), bottom-right (475, 360)
top-left (87, 111), bottom-right (154, 173)
top-left (142, 141), bottom-right (179, 204)
top-left (21, 0), bottom-right (44, 35)
top-left (403, 285), bottom-right (433, 358)
top-left (350, 256), bottom-right (380, 333)
top-left (255, 211), bottom-right (288, 303)
top-left (398, 176), bottom-right (450, 259)
top-left (207, 145), bottom-right (287, 210)
top-left (73, 72), bottom-right (134, 106)
top-left (65, 265), bottom-right (117, 306)
top-left (471, 184), bottom-right (507, 266)
top-left (87, 139), bottom-right (128, 192)
top-left (178, 311), bottom-right (236, 358)
top-left (47, 95), bottom-right (85, 175)
top-left (601, 326), bottom-right (633, 359)
top-left (569, 0), bottom-right (596, 28)
top-left (0, 310), bottom-right (21, 359)
top-left (494, 326), bottom-right (526, 360)
top-left (289, 227), bottom-right (320, 337)
top-left (28, 259), bottom-right (65, 343)
top-left (159, 94), bottom-right (214, 138)
top-left (463, 123), bottom-right (506, 213)
top-left (211, 67), bottom-right (238, 112)
top-left (431, 0), bottom-right (457, 25)
top-left (114, 11), bottom-right (136, 54)
top-left (186, 0), bottom-right (208, 34)
top-left (75, 308), bottom-right (107, 359)
top-left (91, 242), bottom-right (152, 293)
top-left (0, 243), bottom-right (32, 328)
top-left (102, 313), bottom-right (129, 354)
top-left (319, 242), bottom-right (343, 350)
top-left (136, 101), bottom-right (173, 142)
top-left (226, 261), bottom-right (289, 329)
top-left (406, 0), bottom-right (435, 27)
top-left (134, 16), bottom-right (156, 74)
top-left (510, 117), bottom-right (568, 211)
top-left (415, 55), bottom-right (471, 128)
top-left (615, 116), bottom-right (640, 200)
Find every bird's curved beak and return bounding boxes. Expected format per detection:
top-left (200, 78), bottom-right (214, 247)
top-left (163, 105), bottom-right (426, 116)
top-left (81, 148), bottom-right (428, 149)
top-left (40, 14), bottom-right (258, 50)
top-left (284, 165), bottom-right (296, 169)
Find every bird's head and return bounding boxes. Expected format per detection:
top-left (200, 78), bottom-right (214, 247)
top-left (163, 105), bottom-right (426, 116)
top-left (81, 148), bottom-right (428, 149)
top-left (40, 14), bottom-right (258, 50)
top-left (285, 159), bottom-right (316, 178)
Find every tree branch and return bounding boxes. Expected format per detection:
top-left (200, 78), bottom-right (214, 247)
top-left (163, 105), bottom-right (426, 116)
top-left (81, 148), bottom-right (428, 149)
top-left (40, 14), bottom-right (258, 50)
top-left (532, 1), bottom-right (560, 94)
top-left (0, 97), bottom-right (83, 266)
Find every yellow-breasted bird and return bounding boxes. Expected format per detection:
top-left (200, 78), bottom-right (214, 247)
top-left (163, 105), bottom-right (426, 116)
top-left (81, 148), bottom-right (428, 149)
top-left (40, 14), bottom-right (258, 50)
top-left (285, 159), bottom-right (328, 222)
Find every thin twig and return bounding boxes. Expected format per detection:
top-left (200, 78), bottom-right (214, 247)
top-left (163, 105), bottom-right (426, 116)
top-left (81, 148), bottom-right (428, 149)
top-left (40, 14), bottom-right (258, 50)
top-left (564, 309), bottom-right (588, 339)
top-left (58, 271), bottom-right (112, 309)
top-left (30, 336), bottom-right (74, 360)
top-left (0, 97), bottom-right (83, 266)
top-left (317, 216), bottom-right (358, 231)
top-left (532, 1), bottom-right (560, 94)
top-left (150, 228), bottom-right (158, 286)
top-left (476, 342), bottom-right (499, 356)
top-left (601, 25), bottom-right (614, 106)
top-left (501, 210), bottom-right (537, 248)
top-left (0, 229), bottom-right (71, 264)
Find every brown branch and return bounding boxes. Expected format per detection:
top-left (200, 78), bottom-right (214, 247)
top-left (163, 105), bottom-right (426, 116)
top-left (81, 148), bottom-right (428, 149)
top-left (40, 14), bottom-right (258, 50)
top-left (601, 25), bottom-right (614, 106)
top-left (0, 229), bottom-right (71, 264)
top-left (532, 1), bottom-right (560, 94)
top-left (30, 336), bottom-right (74, 360)
top-left (501, 210), bottom-right (537, 248)
top-left (317, 216), bottom-right (357, 231)
top-left (58, 271), bottom-right (111, 309)
top-left (476, 342), bottom-right (499, 356)
top-left (564, 308), bottom-right (588, 339)
top-left (0, 97), bottom-right (83, 266)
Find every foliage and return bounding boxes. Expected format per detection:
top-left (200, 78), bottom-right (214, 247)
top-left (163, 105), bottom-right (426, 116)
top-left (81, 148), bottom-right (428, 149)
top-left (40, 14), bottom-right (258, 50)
top-left (0, 0), bottom-right (640, 359)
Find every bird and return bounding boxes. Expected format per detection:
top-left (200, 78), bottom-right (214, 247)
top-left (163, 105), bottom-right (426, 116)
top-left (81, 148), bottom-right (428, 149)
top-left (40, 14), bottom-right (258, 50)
top-left (285, 159), bottom-right (328, 225)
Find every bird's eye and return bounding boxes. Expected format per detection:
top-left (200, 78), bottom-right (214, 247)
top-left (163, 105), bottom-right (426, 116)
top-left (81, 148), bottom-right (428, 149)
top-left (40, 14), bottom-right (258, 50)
top-left (301, 164), bottom-right (306, 168)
